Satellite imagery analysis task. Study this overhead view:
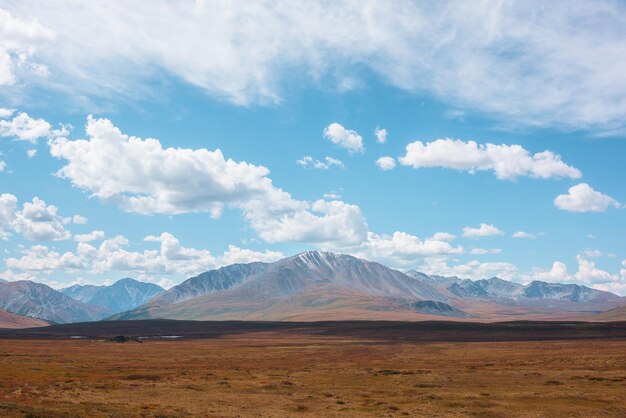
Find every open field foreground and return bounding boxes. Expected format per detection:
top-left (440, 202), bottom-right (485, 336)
top-left (0, 321), bottom-right (625, 417)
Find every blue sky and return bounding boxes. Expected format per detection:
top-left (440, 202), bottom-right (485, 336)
top-left (0, 1), bottom-right (624, 293)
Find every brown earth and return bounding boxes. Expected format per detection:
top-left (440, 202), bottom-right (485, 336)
top-left (0, 308), bottom-right (48, 329)
top-left (0, 320), bottom-right (625, 417)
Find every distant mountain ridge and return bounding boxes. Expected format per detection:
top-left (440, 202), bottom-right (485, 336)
top-left (1, 251), bottom-right (623, 324)
top-left (0, 281), bottom-right (109, 324)
top-left (114, 251), bottom-right (455, 321)
top-left (61, 278), bottom-right (165, 314)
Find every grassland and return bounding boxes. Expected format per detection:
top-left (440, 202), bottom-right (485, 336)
top-left (0, 323), bottom-right (624, 417)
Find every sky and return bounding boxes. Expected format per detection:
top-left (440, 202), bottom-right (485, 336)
top-left (0, 1), bottom-right (624, 293)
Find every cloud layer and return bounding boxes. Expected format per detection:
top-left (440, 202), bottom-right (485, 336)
top-left (5, 2), bottom-right (626, 131)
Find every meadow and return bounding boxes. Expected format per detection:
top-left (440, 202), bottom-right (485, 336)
top-left (0, 325), bottom-right (624, 417)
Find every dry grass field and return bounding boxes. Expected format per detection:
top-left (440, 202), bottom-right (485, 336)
top-left (0, 326), bottom-right (624, 417)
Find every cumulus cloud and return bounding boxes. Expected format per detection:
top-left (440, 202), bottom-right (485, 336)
top-left (530, 261), bottom-right (570, 283)
top-left (0, 8), bottom-right (54, 86)
top-left (421, 258), bottom-right (518, 282)
top-left (462, 223), bottom-right (504, 238)
top-left (244, 199), bottom-right (368, 245)
top-left (431, 232), bottom-right (456, 241)
top-left (399, 138), bottom-right (581, 180)
top-left (328, 230), bottom-right (463, 267)
top-left (323, 123), bottom-right (364, 154)
top-left (512, 231), bottom-right (535, 239)
top-left (50, 116), bottom-right (368, 245)
top-left (374, 128), bottom-right (387, 144)
top-left (12, 197), bottom-right (71, 241)
top-left (0, 193), bottom-right (18, 239)
top-left (74, 230), bottom-right (105, 242)
top-left (375, 156), bottom-right (395, 171)
top-left (7, 231), bottom-right (284, 278)
top-left (554, 183), bottom-right (621, 213)
top-left (26, 149), bottom-right (37, 158)
top-left (0, 111), bottom-right (68, 143)
top-left (71, 214), bottom-right (87, 224)
top-left (0, 108), bottom-right (15, 118)
top-left (296, 155), bottom-right (343, 170)
top-left (526, 256), bottom-right (624, 294)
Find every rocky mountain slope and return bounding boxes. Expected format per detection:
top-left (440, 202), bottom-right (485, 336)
top-left (114, 251), bottom-right (456, 321)
top-left (61, 278), bottom-right (164, 314)
top-left (0, 281), bottom-right (109, 324)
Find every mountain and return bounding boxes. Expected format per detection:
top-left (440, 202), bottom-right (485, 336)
top-left (0, 281), bottom-right (109, 324)
top-left (405, 271), bottom-right (463, 286)
top-left (114, 251), bottom-right (454, 321)
top-left (448, 277), bottom-right (615, 303)
top-left (151, 263), bottom-right (266, 305)
top-left (449, 277), bottom-right (524, 299)
top-left (61, 278), bottom-right (165, 314)
top-left (0, 308), bottom-right (49, 329)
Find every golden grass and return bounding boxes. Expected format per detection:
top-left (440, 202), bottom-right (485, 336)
top-left (0, 334), bottom-right (624, 417)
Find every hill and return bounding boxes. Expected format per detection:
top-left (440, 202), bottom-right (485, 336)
top-left (0, 308), bottom-right (49, 329)
top-left (594, 304), bottom-right (626, 321)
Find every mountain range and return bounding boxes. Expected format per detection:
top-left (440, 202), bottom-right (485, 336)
top-left (60, 278), bottom-right (164, 314)
top-left (0, 278), bottom-right (165, 324)
top-left (1, 251), bottom-right (625, 325)
top-left (113, 251), bottom-right (625, 322)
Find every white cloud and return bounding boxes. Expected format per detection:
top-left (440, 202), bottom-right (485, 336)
top-left (583, 249), bottom-right (602, 258)
top-left (374, 128), bottom-right (387, 144)
top-left (421, 258), bottom-right (518, 282)
top-left (323, 123), bottom-right (364, 154)
top-left (330, 230), bottom-right (463, 267)
top-left (322, 192), bottom-right (341, 200)
top-left (0, 193), bottom-right (18, 239)
top-left (71, 214), bottom-right (87, 224)
top-left (512, 231), bottom-right (535, 239)
top-left (50, 116), bottom-right (368, 245)
top-left (296, 155), bottom-right (343, 170)
top-left (0, 160), bottom-right (5, 172)
top-left (0, 108), bottom-right (15, 118)
top-left (528, 256), bottom-right (622, 291)
top-left (399, 138), bottom-right (581, 180)
top-left (244, 198), bottom-right (368, 245)
top-left (26, 149), bottom-right (37, 158)
top-left (554, 183), bottom-right (621, 213)
top-left (0, 112), bottom-right (51, 142)
top-left (462, 223), bottom-right (504, 238)
top-left (431, 232), bottom-right (456, 242)
top-left (74, 230), bottom-right (104, 242)
top-left (375, 156), bottom-right (395, 171)
top-left (6, 3), bottom-right (626, 131)
top-left (7, 231), bottom-right (284, 278)
top-left (470, 248), bottom-right (502, 255)
top-left (574, 256), bottom-right (618, 286)
top-left (0, 8), bottom-right (54, 86)
top-left (0, 111), bottom-right (68, 143)
top-left (12, 197), bottom-right (71, 241)
top-left (530, 261), bottom-right (570, 283)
